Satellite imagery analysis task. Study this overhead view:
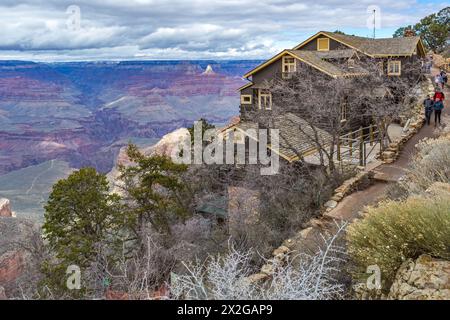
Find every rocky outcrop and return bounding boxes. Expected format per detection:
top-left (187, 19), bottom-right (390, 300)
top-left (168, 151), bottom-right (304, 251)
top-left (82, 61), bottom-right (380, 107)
top-left (0, 286), bottom-right (6, 300)
top-left (388, 255), bottom-right (450, 300)
top-left (0, 198), bottom-right (12, 217)
top-left (108, 128), bottom-right (190, 193)
top-left (145, 128), bottom-right (191, 158)
top-left (0, 251), bottom-right (24, 284)
top-left (0, 217), bottom-right (41, 299)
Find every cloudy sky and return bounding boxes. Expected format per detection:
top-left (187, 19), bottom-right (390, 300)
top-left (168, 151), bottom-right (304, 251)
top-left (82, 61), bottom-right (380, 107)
top-left (0, 0), bottom-right (448, 61)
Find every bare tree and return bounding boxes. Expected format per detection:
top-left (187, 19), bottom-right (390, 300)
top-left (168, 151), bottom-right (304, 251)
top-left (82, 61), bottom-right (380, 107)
top-left (170, 223), bottom-right (348, 300)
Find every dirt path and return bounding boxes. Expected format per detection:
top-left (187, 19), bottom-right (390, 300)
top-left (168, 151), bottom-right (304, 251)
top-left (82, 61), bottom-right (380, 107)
top-left (25, 159), bottom-right (54, 195)
top-left (289, 70), bottom-right (449, 253)
top-left (327, 69), bottom-right (449, 223)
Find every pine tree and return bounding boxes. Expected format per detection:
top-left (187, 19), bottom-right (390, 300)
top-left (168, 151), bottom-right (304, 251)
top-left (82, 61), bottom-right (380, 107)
top-left (118, 144), bottom-right (188, 248)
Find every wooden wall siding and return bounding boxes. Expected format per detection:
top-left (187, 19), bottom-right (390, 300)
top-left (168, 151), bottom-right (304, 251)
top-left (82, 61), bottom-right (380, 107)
top-left (299, 36), bottom-right (349, 51)
top-left (252, 58), bottom-right (282, 85)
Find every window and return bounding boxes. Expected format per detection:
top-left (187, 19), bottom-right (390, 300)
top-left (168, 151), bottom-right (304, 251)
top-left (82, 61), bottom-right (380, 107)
top-left (282, 56), bottom-right (296, 79)
top-left (317, 38), bottom-right (330, 51)
top-left (388, 60), bottom-right (401, 76)
top-left (259, 89), bottom-right (272, 110)
top-left (240, 94), bottom-right (252, 104)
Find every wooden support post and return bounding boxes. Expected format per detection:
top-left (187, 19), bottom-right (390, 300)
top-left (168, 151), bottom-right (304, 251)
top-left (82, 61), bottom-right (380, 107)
top-left (349, 132), bottom-right (353, 157)
top-left (369, 124), bottom-right (374, 146)
top-left (337, 138), bottom-right (341, 162)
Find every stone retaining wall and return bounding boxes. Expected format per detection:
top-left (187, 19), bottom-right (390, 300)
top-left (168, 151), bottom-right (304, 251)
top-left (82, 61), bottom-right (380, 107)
top-left (380, 79), bottom-right (433, 164)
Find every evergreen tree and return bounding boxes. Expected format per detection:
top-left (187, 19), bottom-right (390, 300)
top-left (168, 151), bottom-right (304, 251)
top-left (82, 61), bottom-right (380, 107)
top-left (42, 167), bottom-right (122, 296)
top-left (118, 144), bottom-right (188, 247)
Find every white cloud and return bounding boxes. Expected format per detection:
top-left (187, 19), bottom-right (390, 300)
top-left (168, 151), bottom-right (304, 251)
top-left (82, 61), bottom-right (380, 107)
top-left (0, 0), bottom-right (447, 60)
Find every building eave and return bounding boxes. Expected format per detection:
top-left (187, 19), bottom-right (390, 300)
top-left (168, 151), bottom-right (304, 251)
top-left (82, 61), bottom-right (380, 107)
top-left (238, 82), bottom-right (254, 92)
top-left (292, 31), bottom-right (374, 58)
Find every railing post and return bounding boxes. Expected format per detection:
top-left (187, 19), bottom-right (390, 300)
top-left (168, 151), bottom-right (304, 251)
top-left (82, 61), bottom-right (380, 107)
top-left (359, 127), bottom-right (364, 167)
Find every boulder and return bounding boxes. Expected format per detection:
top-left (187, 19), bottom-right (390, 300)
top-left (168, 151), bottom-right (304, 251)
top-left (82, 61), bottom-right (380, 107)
top-left (388, 255), bottom-right (450, 300)
top-left (260, 264), bottom-right (274, 275)
top-left (272, 246), bottom-right (290, 257)
top-left (246, 273), bottom-right (269, 284)
top-left (324, 200), bottom-right (338, 209)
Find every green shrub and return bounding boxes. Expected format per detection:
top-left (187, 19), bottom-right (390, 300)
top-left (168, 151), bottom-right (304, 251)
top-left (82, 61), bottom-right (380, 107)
top-left (346, 192), bottom-right (450, 290)
top-left (405, 135), bottom-right (450, 194)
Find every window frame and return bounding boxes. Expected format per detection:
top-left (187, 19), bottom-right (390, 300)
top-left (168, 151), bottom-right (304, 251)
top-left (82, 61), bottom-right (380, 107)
top-left (240, 94), bottom-right (252, 105)
top-left (282, 55), bottom-right (297, 79)
top-left (258, 89), bottom-right (272, 110)
top-left (387, 60), bottom-right (402, 76)
top-left (317, 38), bottom-right (330, 51)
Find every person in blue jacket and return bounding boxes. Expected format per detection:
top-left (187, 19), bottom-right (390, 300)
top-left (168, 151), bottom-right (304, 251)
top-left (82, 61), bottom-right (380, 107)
top-left (433, 99), bottom-right (444, 127)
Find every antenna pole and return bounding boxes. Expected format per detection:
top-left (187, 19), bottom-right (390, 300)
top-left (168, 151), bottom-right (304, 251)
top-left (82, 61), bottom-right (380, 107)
top-left (373, 9), bottom-right (376, 39)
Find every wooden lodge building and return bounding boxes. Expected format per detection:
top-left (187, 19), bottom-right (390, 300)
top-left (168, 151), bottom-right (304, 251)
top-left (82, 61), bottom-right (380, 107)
top-left (226, 31), bottom-right (427, 164)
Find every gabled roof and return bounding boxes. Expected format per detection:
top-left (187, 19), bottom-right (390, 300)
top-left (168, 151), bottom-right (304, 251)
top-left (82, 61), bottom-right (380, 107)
top-left (228, 113), bottom-right (332, 162)
top-left (293, 31), bottom-right (426, 57)
top-left (287, 50), bottom-right (367, 77)
top-left (242, 49), bottom-right (367, 81)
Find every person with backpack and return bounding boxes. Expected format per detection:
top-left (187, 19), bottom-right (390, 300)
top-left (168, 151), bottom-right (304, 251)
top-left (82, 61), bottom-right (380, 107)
top-left (423, 95), bottom-right (434, 125)
top-left (433, 99), bottom-right (444, 127)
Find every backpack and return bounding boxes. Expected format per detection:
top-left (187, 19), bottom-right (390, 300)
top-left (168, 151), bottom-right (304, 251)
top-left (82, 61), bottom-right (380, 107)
top-left (433, 101), bottom-right (444, 111)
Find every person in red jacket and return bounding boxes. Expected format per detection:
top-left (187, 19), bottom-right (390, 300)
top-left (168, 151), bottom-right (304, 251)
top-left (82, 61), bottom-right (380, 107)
top-left (434, 88), bottom-right (445, 102)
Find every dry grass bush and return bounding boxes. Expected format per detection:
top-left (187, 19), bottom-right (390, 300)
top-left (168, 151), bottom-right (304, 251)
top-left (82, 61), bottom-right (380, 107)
top-left (405, 135), bottom-right (450, 193)
top-left (171, 224), bottom-right (348, 300)
top-left (347, 192), bottom-right (450, 290)
top-left (387, 134), bottom-right (450, 200)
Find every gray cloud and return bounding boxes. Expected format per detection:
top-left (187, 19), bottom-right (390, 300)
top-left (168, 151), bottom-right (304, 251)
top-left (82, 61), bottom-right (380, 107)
top-left (0, 0), bottom-right (447, 60)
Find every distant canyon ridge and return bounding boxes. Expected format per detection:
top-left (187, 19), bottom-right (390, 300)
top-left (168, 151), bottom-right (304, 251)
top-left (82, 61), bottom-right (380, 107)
top-left (0, 60), bottom-right (260, 219)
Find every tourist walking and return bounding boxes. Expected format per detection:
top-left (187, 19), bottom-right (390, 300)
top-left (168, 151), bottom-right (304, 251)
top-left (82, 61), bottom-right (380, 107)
top-left (435, 73), bottom-right (444, 89)
top-left (423, 95), bottom-right (434, 125)
top-left (434, 88), bottom-right (445, 102)
top-left (426, 60), bottom-right (432, 73)
top-left (442, 71), bottom-right (448, 88)
top-left (433, 99), bottom-right (444, 127)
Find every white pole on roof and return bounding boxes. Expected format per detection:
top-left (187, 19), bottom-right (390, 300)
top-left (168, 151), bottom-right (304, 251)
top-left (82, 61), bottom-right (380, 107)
top-left (373, 9), bottom-right (376, 39)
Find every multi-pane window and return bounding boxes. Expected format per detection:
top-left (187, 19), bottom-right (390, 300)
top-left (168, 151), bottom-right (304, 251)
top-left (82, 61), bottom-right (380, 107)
top-left (387, 60), bottom-right (401, 76)
top-left (259, 89), bottom-right (272, 110)
top-left (282, 56), bottom-right (296, 79)
top-left (317, 38), bottom-right (330, 51)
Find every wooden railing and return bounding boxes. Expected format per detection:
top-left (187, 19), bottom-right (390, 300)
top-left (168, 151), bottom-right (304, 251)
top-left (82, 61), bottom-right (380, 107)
top-left (337, 124), bottom-right (380, 166)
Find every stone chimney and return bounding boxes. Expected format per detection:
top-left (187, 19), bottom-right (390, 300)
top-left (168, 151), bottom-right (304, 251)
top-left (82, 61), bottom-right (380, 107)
top-left (403, 29), bottom-right (416, 37)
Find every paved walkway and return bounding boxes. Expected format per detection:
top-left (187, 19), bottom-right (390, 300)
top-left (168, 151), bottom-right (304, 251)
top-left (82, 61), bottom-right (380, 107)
top-left (288, 69), bottom-right (449, 254)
